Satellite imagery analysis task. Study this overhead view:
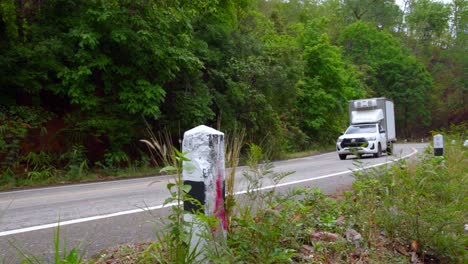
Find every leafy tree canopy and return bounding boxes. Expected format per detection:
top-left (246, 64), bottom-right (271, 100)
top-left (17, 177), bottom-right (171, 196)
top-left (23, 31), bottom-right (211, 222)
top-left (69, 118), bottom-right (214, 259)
top-left (340, 21), bottom-right (433, 136)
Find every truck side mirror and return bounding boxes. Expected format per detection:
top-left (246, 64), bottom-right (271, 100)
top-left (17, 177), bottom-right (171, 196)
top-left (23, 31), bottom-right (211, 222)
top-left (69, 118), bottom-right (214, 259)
top-left (340, 132), bottom-right (344, 135)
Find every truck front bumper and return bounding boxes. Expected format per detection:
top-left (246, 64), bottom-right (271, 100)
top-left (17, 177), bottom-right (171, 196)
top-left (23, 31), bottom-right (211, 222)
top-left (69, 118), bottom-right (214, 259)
top-left (336, 141), bottom-right (378, 155)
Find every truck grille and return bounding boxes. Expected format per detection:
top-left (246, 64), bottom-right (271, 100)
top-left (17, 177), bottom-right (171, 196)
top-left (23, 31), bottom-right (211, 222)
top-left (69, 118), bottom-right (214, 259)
top-left (341, 138), bottom-right (368, 148)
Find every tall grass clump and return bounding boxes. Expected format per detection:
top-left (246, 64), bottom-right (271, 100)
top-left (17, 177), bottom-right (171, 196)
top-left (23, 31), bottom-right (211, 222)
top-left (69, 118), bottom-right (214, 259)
top-left (139, 129), bottom-right (203, 263)
top-left (140, 128), bottom-right (177, 167)
top-left (142, 149), bottom-right (205, 264)
top-left (349, 132), bottom-right (467, 263)
top-left (224, 128), bottom-right (245, 233)
top-left (11, 223), bottom-right (86, 264)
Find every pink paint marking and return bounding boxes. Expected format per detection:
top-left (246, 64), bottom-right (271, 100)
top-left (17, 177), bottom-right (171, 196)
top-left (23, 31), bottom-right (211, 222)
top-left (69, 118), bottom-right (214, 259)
top-left (214, 172), bottom-right (227, 231)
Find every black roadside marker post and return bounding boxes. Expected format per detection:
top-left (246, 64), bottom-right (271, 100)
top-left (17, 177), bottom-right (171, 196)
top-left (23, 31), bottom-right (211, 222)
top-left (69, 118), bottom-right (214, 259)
top-left (434, 134), bottom-right (444, 157)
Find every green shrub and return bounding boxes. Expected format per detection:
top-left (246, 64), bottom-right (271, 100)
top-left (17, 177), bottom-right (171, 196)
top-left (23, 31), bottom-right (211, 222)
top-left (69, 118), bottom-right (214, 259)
top-left (350, 133), bottom-right (467, 263)
top-left (0, 106), bottom-right (53, 169)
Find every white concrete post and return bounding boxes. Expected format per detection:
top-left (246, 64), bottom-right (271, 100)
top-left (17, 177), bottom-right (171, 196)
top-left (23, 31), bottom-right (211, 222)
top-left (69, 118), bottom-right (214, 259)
top-left (182, 125), bottom-right (226, 258)
top-left (434, 134), bottom-right (444, 156)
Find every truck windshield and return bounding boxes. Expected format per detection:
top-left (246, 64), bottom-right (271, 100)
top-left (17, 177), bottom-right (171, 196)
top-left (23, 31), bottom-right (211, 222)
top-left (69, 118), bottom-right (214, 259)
top-left (346, 125), bottom-right (376, 134)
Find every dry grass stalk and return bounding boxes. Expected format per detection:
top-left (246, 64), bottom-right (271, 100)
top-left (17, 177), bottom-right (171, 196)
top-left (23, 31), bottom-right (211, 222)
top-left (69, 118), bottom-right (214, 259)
top-left (224, 127), bottom-right (245, 232)
top-left (140, 127), bottom-right (177, 168)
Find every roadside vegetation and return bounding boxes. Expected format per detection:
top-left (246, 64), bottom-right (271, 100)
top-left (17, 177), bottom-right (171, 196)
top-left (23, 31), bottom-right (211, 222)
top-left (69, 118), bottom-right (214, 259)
top-left (94, 133), bottom-right (467, 264)
top-left (0, 154), bottom-right (162, 191)
top-left (1, 0), bottom-right (466, 188)
top-left (11, 130), bottom-right (465, 264)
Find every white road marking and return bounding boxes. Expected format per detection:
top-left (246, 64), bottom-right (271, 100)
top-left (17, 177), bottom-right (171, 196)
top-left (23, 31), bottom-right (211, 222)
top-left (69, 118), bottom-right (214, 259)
top-left (0, 148), bottom-right (418, 237)
top-left (237, 148), bottom-right (418, 194)
top-left (0, 203), bottom-right (176, 237)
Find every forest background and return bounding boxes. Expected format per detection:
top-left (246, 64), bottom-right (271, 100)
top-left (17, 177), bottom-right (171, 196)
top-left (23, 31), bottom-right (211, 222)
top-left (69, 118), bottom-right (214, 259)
top-left (0, 0), bottom-right (466, 181)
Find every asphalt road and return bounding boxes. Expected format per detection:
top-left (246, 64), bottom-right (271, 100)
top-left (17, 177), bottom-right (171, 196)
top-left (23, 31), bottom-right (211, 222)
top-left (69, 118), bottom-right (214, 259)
top-left (0, 143), bottom-right (427, 263)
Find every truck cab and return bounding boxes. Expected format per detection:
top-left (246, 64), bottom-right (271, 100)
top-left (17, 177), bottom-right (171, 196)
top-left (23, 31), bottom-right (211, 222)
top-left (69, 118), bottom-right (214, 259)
top-left (336, 123), bottom-right (387, 160)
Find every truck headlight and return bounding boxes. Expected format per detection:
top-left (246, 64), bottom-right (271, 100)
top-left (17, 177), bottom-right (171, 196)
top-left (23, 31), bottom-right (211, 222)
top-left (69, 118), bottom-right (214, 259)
top-left (337, 138), bottom-right (343, 143)
top-left (365, 136), bottom-right (376, 141)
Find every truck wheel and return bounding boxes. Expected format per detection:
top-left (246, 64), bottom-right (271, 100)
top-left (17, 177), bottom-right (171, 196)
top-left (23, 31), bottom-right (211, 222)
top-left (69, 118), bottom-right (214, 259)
top-left (339, 154), bottom-right (347, 160)
top-left (387, 143), bottom-right (393, 155)
top-left (374, 144), bottom-right (382, 158)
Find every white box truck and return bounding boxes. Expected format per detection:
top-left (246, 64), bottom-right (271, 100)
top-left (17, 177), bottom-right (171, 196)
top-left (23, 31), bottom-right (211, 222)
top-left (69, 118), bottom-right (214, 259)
top-left (336, 97), bottom-right (396, 160)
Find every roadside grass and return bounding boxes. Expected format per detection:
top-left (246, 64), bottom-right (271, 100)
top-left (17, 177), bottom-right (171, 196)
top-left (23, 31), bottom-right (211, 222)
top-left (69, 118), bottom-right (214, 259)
top-left (281, 145), bottom-right (335, 160)
top-left (9, 223), bottom-right (87, 264)
top-left (0, 127), bottom-right (174, 191)
top-left (347, 133), bottom-right (467, 263)
top-left (0, 165), bottom-right (163, 191)
top-left (92, 144), bottom-right (400, 263)
top-left (93, 134), bottom-right (466, 263)
top-left (12, 132), bottom-right (467, 263)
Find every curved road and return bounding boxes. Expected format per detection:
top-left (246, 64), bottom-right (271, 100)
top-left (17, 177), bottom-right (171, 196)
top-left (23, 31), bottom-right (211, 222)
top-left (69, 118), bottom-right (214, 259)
top-left (0, 143), bottom-right (426, 262)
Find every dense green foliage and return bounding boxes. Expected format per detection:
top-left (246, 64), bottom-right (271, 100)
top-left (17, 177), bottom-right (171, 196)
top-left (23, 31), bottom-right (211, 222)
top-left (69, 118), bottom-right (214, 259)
top-left (297, 23), bottom-right (364, 142)
top-left (0, 0), bottom-right (466, 177)
top-left (340, 21), bottom-right (433, 135)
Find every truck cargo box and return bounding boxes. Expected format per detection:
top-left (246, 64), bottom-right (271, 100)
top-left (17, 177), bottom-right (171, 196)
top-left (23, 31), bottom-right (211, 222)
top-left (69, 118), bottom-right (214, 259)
top-left (348, 97), bottom-right (396, 142)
